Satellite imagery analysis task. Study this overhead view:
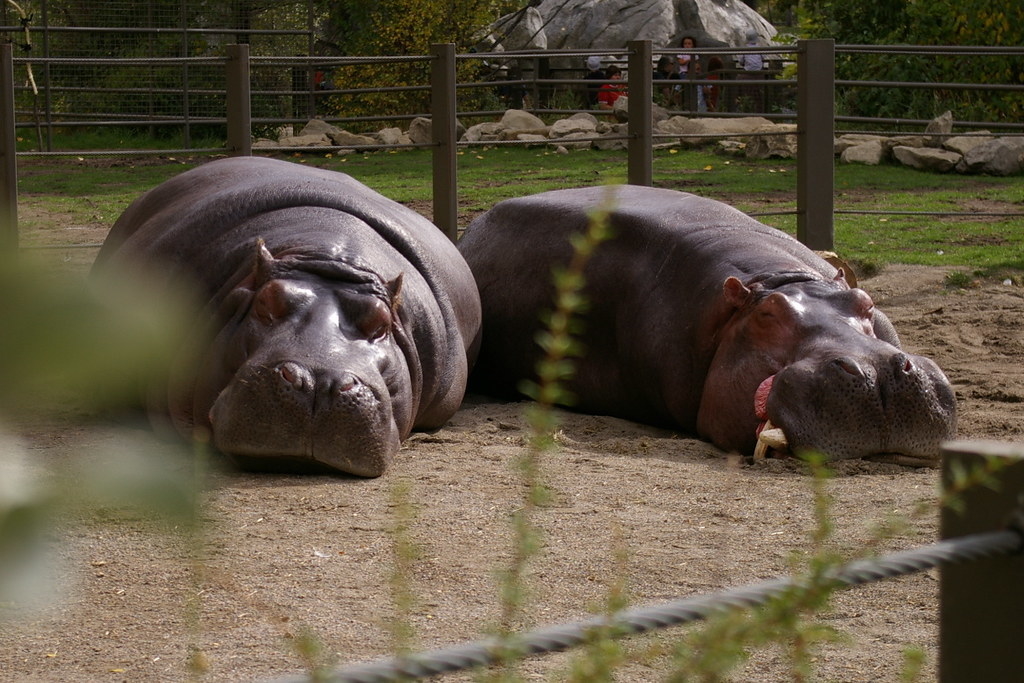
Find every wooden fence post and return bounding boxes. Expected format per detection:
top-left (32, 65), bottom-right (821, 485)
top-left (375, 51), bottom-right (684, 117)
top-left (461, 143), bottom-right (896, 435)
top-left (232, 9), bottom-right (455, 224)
top-left (940, 440), bottom-right (1024, 682)
top-left (431, 43), bottom-right (458, 242)
top-left (1, 43), bottom-right (17, 252)
top-left (226, 44), bottom-right (252, 157)
top-left (627, 40), bottom-right (653, 187)
top-left (796, 39), bottom-right (834, 250)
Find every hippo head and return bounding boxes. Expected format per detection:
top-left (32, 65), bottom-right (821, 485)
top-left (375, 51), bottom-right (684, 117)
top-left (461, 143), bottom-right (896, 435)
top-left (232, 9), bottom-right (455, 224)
top-left (696, 271), bottom-right (957, 462)
top-left (185, 241), bottom-right (414, 477)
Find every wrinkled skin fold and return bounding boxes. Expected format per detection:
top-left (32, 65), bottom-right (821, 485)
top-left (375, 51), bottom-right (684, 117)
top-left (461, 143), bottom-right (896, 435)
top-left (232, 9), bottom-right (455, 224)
top-left (458, 185), bottom-right (957, 462)
top-left (92, 157), bottom-right (481, 476)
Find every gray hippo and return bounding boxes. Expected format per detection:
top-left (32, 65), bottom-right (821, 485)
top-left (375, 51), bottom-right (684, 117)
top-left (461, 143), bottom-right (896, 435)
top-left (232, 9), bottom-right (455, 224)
top-left (93, 156), bottom-right (481, 477)
top-left (458, 185), bottom-right (957, 463)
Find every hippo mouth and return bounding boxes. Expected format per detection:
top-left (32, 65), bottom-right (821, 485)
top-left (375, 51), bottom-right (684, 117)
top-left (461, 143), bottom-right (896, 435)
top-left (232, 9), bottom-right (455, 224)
top-left (750, 373), bottom-right (939, 467)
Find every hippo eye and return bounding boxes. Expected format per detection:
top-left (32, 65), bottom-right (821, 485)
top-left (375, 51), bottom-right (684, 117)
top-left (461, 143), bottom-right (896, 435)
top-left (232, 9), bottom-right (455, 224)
top-left (252, 281), bottom-right (292, 326)
top-left (356, 297), bottom-right (392, 341)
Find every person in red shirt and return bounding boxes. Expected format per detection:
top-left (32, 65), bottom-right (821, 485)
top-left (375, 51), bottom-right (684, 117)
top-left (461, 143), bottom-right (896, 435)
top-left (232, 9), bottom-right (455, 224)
top-left (597, 64), bottom-right (625, 109)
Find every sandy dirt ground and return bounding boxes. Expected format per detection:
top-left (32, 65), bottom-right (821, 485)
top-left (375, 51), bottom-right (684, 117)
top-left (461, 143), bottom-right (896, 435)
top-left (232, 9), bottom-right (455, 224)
top-left (3, 226), bottom-right (1024, 681)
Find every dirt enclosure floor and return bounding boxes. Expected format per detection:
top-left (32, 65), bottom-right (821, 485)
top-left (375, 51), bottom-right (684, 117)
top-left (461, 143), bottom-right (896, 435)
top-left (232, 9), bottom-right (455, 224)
top-left (3, 260), bottom-right (1023, 681)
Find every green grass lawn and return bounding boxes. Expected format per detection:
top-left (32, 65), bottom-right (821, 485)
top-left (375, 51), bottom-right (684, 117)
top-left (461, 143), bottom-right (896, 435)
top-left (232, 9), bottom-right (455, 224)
top-left (15, 146), bottom-right (1024, 275)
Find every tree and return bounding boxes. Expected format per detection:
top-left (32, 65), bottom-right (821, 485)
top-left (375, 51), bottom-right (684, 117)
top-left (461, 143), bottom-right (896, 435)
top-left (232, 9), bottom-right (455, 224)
top-left (802, 0), bottom-right (1024, 122)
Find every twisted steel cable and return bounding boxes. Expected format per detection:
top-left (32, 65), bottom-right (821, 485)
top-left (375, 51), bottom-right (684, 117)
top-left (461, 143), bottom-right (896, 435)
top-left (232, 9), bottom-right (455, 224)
top-left (266, 526), bottom-right (1023, 683)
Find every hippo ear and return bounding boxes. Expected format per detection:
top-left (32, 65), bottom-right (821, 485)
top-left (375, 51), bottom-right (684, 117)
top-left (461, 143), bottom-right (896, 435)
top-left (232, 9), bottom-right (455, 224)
top-left (252, 239), bottom-right (276, 288)
top-left (386, 272), bottom-right (404, 315)
top-left (723, 276), bottom-right (752, 308)
top-left (832, 268), bottom-right (851, 289)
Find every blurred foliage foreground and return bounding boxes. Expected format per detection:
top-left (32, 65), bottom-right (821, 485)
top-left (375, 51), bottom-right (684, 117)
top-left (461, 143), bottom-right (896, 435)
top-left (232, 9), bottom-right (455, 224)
top-left (0, 254), bottom-right (201, 615)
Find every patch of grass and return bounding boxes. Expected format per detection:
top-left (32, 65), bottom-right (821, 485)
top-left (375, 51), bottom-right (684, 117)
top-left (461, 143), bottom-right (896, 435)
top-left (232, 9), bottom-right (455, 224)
top-left (14, 146), bottom-right (1024, 276)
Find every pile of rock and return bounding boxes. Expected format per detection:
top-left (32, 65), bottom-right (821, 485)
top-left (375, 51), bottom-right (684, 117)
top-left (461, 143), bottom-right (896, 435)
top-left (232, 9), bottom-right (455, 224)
top-left (254, 109), bottom-right (1022, 175)
top-left (835, 111), bottom-right (1024, 176)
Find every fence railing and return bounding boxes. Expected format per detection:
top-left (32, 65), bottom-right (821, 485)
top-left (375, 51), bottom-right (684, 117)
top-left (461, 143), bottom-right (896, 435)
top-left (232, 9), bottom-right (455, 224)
top-left (1, 40), bottom-right (840, 250)
top-left (2, 40), bottom-right (1023, 252)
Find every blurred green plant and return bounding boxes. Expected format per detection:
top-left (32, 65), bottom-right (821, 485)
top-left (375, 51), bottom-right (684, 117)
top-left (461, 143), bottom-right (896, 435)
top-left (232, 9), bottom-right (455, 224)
top-left (0, 252), bottom-right (201, 619)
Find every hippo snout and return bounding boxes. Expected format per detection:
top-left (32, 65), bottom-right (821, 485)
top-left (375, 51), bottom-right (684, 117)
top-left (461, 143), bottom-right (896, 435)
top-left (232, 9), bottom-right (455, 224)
top-left (274, 361), bottom-right (361, 409)
top-left (210, 360), bottom-right (399, 476)
top-left (765, 349), bottom-right (957, 461)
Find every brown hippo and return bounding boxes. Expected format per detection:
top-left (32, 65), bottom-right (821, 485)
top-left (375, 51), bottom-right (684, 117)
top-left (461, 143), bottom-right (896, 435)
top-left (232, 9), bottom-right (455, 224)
top-left (457, 185), bottom-right (957, 462)
top-left (92, 156), bottom-right (481, 477)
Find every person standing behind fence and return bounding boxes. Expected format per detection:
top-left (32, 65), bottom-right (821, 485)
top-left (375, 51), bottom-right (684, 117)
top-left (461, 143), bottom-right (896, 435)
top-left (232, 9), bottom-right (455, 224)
top-left (597, 64), bottom-right (625, 109)
top-left (676, 36), bottom-right (703, 112)
top-left (736, 30), bottom-right (765, 112)
top-left (653, 55), bottom-right (680, 107)
top-left (584, 55), bottom-right (606, 108)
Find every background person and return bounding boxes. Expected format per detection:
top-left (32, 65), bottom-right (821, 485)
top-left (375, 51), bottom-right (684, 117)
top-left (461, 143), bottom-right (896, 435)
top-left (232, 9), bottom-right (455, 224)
top-left (583, 55), bottom-right (606, 108)
top-left (736, 30), bottom-right (765, 112)
top-left (597, 64), bottom-right (625, 109)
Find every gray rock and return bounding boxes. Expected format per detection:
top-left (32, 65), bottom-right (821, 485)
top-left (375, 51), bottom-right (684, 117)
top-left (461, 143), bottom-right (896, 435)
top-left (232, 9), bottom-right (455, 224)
top-left (834, 134), bottom-right (884, 155)
top-left (883, 135), bottom-right (925, 153)
top-left (278, 133), bottom-right (331, 147)
top-left (568, 111), bottom-right (599, 125)
top-left (487, 7), bottom-right (547, 50)
top-left (513, 133), bottom-right (549, 147)
top-left (657, 115), bottom-right (773, 147)
top-left (551, 131), bottom-right (594, 150)
top-left (462, 121), bottom-right (504, 142)
top-left (500, 109), bottom-right (546, 131)
top-left (534, 0), bottom-right (775, 52)
top-left (407, 117), bottom-right (432, 145)
top-left (943, 132), bottom-right (994, 156)
top-left (593, 127), bottom-right (629, 150)
top-left (328, 130), bottom-right (377, 148)
top-left (958, 138), bottom-right (1024, 176)
top-left (717, 139), bottom-right (747, 156)
top-left (550, 117), bottom-right (598, 137)
top-left (924, 110), bottom-right (954, 147)
top-left (297, 119), bottom-right (340, 138)
top-left (612, 95), bottom-right (630, 122)
top-left (745, 123), bottom-right (797, 159)
top-left (892, 145), bottom-right (961, 173)
top-left (840, 141), bottom-right (886, 166)
top-left (375, 127), bottom-right (408, 146)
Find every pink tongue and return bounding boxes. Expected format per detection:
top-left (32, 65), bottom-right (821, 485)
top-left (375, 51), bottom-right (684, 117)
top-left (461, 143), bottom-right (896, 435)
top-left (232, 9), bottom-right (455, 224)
top-left (754, 374), bottom-right (775, 421)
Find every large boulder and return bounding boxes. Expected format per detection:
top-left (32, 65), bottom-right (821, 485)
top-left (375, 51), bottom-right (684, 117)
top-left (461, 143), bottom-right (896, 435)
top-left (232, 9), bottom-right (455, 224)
top-left (525, 0), bottom-right (776, 51)
top-left (924, 110), bottom-right (954, 147)
top-left (892, 146), bottom-right (962, 173)
top-left (834, 134), bottom-right (884, 155)
top-left (943, 132), bottom-right (994, 157)
top-left (549, 114), bottom-right (599, 138)
top-left (657, 115), bottom-right (772, 147)
top-left (745, 123), bottom-right (797, 159)
top-left (500, 108), bottom-right (547, 132)
top-left (840, 140), bottom-right (886, 166)
top-left (957, 138), bottom-right (1024, 176)
top-left (485, 7), bottom-right (548, 51)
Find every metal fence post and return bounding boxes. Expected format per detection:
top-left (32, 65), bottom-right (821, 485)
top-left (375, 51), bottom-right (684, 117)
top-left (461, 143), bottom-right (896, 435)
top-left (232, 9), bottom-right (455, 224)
top-left (431, 42), bottom-right (458, 242)
top-left (796, 39), bottom-right (834, 250)
top-left (0, 43), bottom-right (16, 252)
top-left (627, 40), bottom-right (653, 187)
top-left (226, 43), bottom-right (252, 157)
top-left (940, 440), bottom-right (1024, 682)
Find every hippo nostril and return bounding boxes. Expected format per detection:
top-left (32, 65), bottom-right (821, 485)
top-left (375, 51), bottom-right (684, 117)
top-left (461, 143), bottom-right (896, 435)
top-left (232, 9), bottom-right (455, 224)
top-left (892, 353), bottom-right (914, 375)
top-left (834, 357), bottom-right (864, 377)
top-left (332, 372), bottom-right (358, 395)
top-left (277, 361), bottom-right (309, 389)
